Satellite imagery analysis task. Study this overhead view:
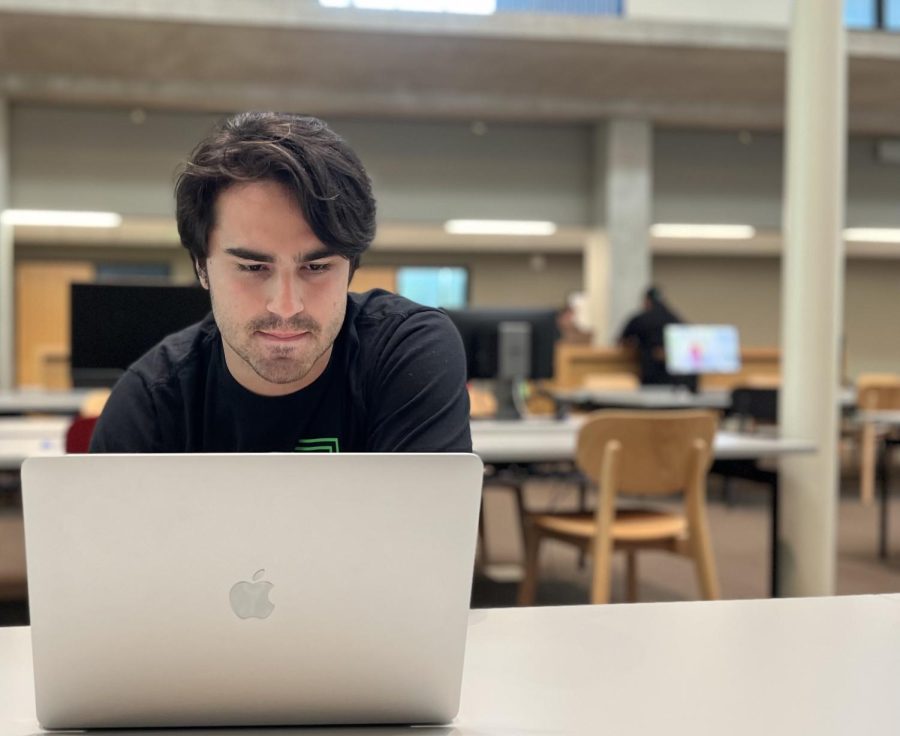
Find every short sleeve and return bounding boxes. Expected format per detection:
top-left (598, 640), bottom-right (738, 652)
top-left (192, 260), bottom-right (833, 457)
top-left (365, 310), bottom-right (472, 452)
top-left (89, 370), bottom-right (162, 453)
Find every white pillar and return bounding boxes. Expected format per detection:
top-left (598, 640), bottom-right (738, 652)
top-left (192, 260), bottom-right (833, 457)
top-left (0, 99), bottom-right (12, 391)
top-left (585, 119), bottom-right (652, 346)
top-left (778, 0), bottom-right (846, 596)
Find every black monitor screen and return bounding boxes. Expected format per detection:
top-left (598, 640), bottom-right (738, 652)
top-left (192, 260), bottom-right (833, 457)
top-left (71, 283), bottom-right (212, 387)
top-left (445, 308), bottom-right (558, 381)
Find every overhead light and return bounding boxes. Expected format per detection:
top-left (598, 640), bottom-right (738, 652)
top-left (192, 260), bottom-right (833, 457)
top-left (843, 228), bottom-right (900, 243)
top-left (0, 209), bottom-right (123, 228)
top-left (444, 220), bottom-right (558, 236)
top-left (650, 224), bottom-right (756, 239)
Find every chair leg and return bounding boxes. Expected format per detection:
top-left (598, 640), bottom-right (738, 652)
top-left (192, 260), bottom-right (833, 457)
top-left (517, 521), bottom-right (541, 606)
top-left (590, 537), bottom-right (614, 605)
top-left (692, 526), bottom-right (721, 600)
top-left (861, 423), bottom-right (877, 505)
top-left (625, 551), bottom-right (638, 603)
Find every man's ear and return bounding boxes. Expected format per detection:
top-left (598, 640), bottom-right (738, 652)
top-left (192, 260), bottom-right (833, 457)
top-left (195, 259), bottom-right (209, 290)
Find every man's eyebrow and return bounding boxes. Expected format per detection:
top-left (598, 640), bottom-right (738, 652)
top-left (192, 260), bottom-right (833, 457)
top-left (297, 248), bottom-right (339, 263)
top-left (223, 246), bottom-right (339, 264)
top-left (224, 247), bottom-right (274, 263)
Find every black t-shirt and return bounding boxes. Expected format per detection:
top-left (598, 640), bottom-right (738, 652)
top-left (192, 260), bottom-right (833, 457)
top-left (619, 305), bottom-right (681, 386)
top-left (90, 290), bottom-right (472, 453)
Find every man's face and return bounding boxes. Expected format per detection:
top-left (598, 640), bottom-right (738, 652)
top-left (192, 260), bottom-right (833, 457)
top-left (201, 180), bottom-right (350, 396)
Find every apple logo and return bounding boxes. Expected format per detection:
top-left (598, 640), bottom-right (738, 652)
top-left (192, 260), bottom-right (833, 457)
top-left (229, 569), bottom-right (275, 619)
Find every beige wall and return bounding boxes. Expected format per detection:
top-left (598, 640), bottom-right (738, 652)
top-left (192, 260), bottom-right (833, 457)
top-left (654, 255), bottom-right (900, 380)
top-left (12, 245), bottom-right (898, 381)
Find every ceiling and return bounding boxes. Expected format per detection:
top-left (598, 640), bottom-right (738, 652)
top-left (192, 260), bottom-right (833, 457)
top-left (2, 1), bottom-right (900, 133)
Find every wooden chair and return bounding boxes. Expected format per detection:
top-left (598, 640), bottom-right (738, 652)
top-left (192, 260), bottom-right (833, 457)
top-left (518, 410), bottom-right (720, 605)
top-left (857, 374), bottom-right (900, 505)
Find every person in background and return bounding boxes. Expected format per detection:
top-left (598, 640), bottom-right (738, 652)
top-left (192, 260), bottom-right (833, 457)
top-left (90, 111), bottom-right (471, 453)
top-left (556, 292), bottom-right (592, 345)
top-left (618, 286), bottom-right (687, 387)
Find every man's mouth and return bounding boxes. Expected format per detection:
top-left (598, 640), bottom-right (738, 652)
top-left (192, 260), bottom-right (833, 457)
top-left (257, 331), bottom-right (310, 342)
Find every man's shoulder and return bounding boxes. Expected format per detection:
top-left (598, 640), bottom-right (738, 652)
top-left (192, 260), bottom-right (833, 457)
top-left (348, 289), bottom-right (454, 338)
top-left (128, 312), bottom-right (218, 389)
top-left (349, 289), bottom-right (440, 323)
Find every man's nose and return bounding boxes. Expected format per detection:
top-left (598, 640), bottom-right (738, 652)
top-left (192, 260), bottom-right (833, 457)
top-left (267, 272), bottom-right (304, 319)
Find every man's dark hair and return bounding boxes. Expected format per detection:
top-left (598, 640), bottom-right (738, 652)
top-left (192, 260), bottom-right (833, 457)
top-left (175, 112), bottom-right (376, 278)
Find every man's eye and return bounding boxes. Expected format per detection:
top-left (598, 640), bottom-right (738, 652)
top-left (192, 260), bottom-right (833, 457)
top-left (306, 262), bottom-right (331, 273)
top-left (237, 263), bottom-right (268, 273)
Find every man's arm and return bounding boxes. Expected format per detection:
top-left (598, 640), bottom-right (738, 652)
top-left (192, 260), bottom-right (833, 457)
top-left (366, 310), bottom-right (472, 452)
top-left (89, 370), bottom-right (162, 453)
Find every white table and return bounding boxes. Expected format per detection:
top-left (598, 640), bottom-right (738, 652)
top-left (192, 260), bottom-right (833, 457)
top-left (471, 417), bottom-right (815, 464)
top-left (2, 595), bottom-right (900, 735)
top-left (858, 411), bottom-right (900, 559)
top-left (553, 385), bottom-right (857, 412)
top-left (553, 386), bottom-right (731, 410)
top-left (0, 418), bottom-right (69, 471)
top-left (471, 418), bottom-right (815, 597)
top-left (0, 390), bottom-right (91, 416)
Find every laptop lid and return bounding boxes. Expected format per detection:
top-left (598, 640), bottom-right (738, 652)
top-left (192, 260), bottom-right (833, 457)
top-left (21, 453), bottom-right (483, 730)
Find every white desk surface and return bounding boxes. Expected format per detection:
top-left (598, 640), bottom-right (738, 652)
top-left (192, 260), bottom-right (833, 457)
top-left (471, 417), bottom-right (815, 464)
top-left (2, 595), bottom-right (900, 735)
top-left (0, 389), bottom-right (91, 415)
top-left (554, 386), bottom-right (857, 411)
top-left (857, 410), bottom-right (900, 426)
top-left (0, 418), bottom-right (69, 470)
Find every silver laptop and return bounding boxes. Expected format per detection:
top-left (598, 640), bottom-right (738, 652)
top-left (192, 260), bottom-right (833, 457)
top-left (21, 452), bottom-right (483, 730)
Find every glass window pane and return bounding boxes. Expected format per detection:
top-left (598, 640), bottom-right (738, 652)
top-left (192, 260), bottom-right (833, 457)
top-left (885, 0), bottom-right (900, 28)
top-left (845, 0), bottom-right (877, 28)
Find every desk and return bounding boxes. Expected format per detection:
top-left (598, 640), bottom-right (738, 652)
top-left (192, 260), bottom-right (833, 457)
top-left (2, 595), bottom-right (900, 735)
top-left (0, 389), bottom-right (91, 416)
top-left (0, 418), bottom-right (69, 471)
top-left (553, 385), bottom-right (857, 412)
top-left (859, 411), bottom-right (900, 559)
top-left (553, 386), bottom-right (731, 410)
top-left (471, 418), bottom-right (816, 597)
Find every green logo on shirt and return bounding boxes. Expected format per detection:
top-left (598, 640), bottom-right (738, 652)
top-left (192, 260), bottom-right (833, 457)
top-left (294, 437), bottom-right (340, 453)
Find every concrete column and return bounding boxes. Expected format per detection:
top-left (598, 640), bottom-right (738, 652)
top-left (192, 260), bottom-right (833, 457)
top-left (778, 0), bottom-right (846, 596)
top-left (585, 119), bottom-right (652, 345)
top-left (0, 99), bottom-right (12, 391)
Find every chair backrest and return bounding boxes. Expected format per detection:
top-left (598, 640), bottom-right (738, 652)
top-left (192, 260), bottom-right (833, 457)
top-left (575, 410), bottom-right (718, 495)
top-left (856, 374), bottom-right (900, 411)
top-left (65, 416), bottom-right (99, 454)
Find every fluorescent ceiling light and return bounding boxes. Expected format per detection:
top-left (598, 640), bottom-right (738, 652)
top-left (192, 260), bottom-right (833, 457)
top-left (444, 220), bottom-right (558, 236)
top-left (319, 0), bottom-right (496, 13)
top-left (843, 228), bottom-right (900, 243)
top-left (0, 209), bottom-right (123, 228)
top-left (650, 224), bottom-right (756, 239)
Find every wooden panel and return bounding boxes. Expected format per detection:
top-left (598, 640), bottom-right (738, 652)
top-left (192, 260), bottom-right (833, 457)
top-left (350, 266), bottom-right (396, 294)
top-left (553, 344), bottom-right (638, 389)
top-left (15, 261), bottom-right (95, 388)
top-left (552, 343), bottom-right (780, 390)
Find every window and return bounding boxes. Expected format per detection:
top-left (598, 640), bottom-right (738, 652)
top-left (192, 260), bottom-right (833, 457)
top-left (396, 267), bottom-right (468, 309)
top-left (845, 0), bottom-right (877, 28)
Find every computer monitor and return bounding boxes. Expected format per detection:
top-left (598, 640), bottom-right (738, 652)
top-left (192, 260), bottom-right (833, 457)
top-left (445, 308), bottom-right (559, 419)
top-left (664, 324), bottom-right (741, 376)
top-left (70, 283), bottom-right (211, 387)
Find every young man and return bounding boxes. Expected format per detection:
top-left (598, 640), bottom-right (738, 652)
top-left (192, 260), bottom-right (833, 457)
top-left (90, 112), bottom-right (471, 453)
